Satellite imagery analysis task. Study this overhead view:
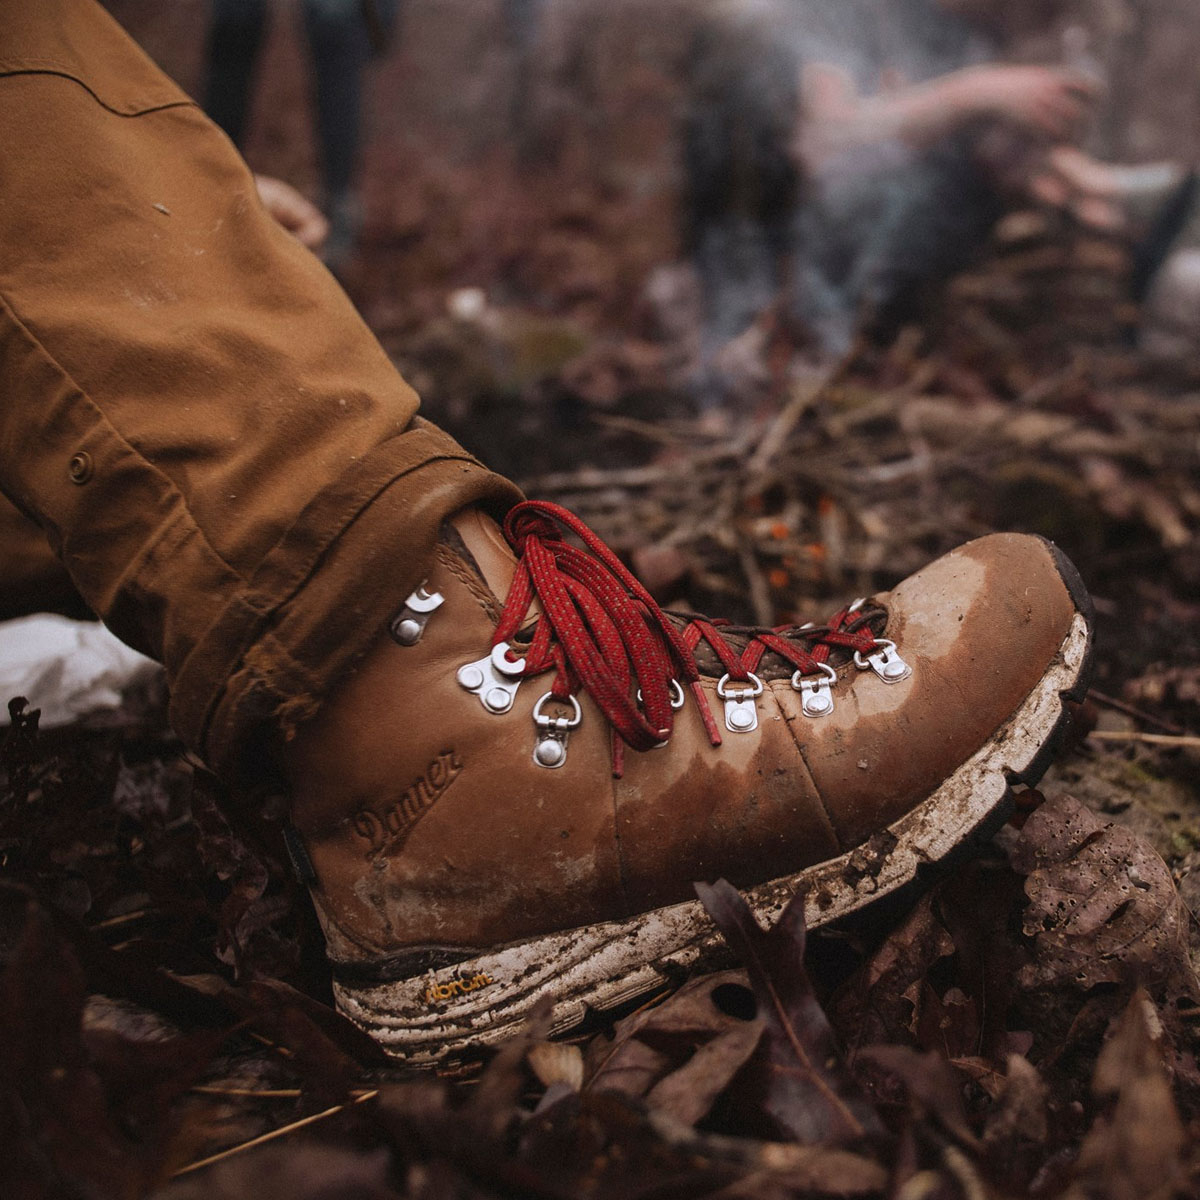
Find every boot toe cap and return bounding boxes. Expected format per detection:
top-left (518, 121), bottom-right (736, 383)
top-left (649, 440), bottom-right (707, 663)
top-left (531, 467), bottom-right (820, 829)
top-left (798, 532), bottom-right (1091, 848)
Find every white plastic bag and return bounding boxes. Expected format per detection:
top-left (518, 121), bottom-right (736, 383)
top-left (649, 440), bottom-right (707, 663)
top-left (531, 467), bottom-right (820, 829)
top-left (0, 614), bottom-right (162, 727)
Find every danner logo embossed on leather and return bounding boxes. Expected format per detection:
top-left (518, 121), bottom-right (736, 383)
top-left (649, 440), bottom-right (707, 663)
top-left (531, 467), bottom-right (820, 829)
top-left (351, 749), bottom-right (463, 853)
top-left (424, 972), bottom-right (494, 1005)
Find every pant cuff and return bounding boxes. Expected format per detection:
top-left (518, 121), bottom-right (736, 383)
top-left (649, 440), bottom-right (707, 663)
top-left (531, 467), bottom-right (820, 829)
top-left (168, 418), bottom-right (523, 780)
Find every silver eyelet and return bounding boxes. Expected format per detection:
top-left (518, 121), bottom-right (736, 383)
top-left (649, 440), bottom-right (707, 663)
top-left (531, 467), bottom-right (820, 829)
top-left (854, 638), bottom-right (911, 683)
top-left (491, 642), bottom-right (527, 676)
top-left (790, 662), bottom-right (838, 717)
top-left (389, 584), bottom-right (445, 646)
top-left (456, 640), bottom-right (527, 713)
top-left (532, 692), bottom-right (583, 768)
top-left (716, 672), bottom-right (763, 733)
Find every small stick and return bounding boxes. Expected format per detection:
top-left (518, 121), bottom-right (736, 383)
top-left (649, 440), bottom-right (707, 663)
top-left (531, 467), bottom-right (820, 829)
top-left (172, 1090), bottom-right (379, 1176)
top-left (91, 909), bottom-right (150, 930)
top-left (746, 366), bottom-right (839, 477)
top-left (1087, 730), bottom-right (1200, 748)
top-left (248, 1032), bottom-right (294, 1057)
top-left (738, 543), bottom-right (774, 627)
top-left (1086, 687), bottom-right (1186, 735)
top-left (189, 1086), bottom-right (303, 1098)
top-left (590, 413), bottom-right (685, 445)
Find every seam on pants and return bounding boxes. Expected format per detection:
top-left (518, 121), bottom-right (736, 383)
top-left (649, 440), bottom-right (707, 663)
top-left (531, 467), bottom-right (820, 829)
top-left (0, 65), bottom-right (194, 117)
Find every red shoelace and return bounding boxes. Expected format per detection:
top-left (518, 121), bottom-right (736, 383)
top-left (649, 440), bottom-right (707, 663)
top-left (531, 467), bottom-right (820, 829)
top-left (493, 502), bottom-right (883, 772)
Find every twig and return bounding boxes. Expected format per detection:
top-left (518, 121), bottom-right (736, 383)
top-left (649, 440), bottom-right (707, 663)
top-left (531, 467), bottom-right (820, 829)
top-left (522, 438), bottom-right (748, 495)
top-left (1086, 688), bottom-right (1186, 735)
top-left (745, 366), bottom-right (839, 477)
top-left (91, 909), bottom-right (150, 930)
top-left (590, 413), bottom-right (685, 445)
top-left (189, 1086), bottom-right (303, 1098)
top-left (1086, 730), bottom-right (1200, 748)
top-left (172, 1090), bottom-right (379, 1176)
top-left (249, 1032), bottom-right (294, 1057)
top-left (837, 449), bottom-right (935, 487)
top-left (738, 545), bottom-right (774, 627)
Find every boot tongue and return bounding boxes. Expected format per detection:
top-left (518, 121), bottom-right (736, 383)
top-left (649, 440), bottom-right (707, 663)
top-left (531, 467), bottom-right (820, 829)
top-left (444, 507), bottom-right (546, 626)
top-left (445, 507), bottom-right (519, 600)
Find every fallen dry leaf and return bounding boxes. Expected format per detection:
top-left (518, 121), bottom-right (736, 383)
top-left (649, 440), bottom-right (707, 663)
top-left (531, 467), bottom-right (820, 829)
top-left (645, 1016), bottom-right (764, 1128)
top-left (853, 1045), bottom-right (979, 1150)
top-left (1005, 795), bottom-right (1198, 997)
top-left (527, 1041), bottom-right (585, 1092)
top-left (827, 892), bottom-right (956, 1053)
top-left (586, 970), bottom-right (764, 1122)
top-left (697, 880), bottom-right (885, 1146)
top-left (1063, 989), bottom-right (1187, 1200)
top-left (981, 1053), bottom-right (1049, 1152)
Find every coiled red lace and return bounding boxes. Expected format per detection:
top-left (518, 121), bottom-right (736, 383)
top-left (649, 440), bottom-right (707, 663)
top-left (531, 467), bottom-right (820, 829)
top-left (495, 501), bottom-right (880, 759)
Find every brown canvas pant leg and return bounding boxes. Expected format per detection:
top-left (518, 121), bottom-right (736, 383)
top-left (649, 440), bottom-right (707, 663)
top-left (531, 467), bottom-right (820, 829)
top-left (0, 0), bottom-right (521, 777)
top-left (0, 492), bottom-right (86, 620)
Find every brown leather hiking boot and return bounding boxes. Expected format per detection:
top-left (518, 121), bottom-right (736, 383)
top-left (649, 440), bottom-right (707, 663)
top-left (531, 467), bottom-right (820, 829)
top-left (281, 501), bottom-right (1093, 1062)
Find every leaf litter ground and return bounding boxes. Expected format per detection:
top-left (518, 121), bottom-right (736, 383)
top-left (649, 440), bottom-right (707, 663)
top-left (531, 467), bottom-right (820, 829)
top-left (4, 225), bottom-right (1200, 1198)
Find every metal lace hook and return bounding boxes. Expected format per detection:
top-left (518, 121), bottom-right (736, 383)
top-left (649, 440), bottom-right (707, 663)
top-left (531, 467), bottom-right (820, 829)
top-left (854, 637), bottom-right (912, 683)
top-left (790, 661), bottom-right (838, 717)
top-left (716, 671), bottom-right (764, 733)
top-left (532, 692), bottom-right (583, 768)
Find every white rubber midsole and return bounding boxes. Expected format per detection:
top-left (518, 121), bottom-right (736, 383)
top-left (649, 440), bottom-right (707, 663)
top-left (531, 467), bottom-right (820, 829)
top-left (334, 613), bottom-right (1090, 1062)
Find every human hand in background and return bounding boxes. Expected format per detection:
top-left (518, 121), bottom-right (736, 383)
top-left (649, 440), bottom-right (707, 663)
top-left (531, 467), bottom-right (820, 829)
top-left (954, 64), bottom-right (1100, 141)
top-left (799, 62), bottom-right (1100, 168)
top-left (253, 174), bottom-right (330, 250)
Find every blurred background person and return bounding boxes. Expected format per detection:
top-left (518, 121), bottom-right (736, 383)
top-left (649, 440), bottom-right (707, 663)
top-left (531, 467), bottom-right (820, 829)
top-left (205, 0), bottom-right (399, 267)
top-left (682, 0), bottom-right (1160, 405)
